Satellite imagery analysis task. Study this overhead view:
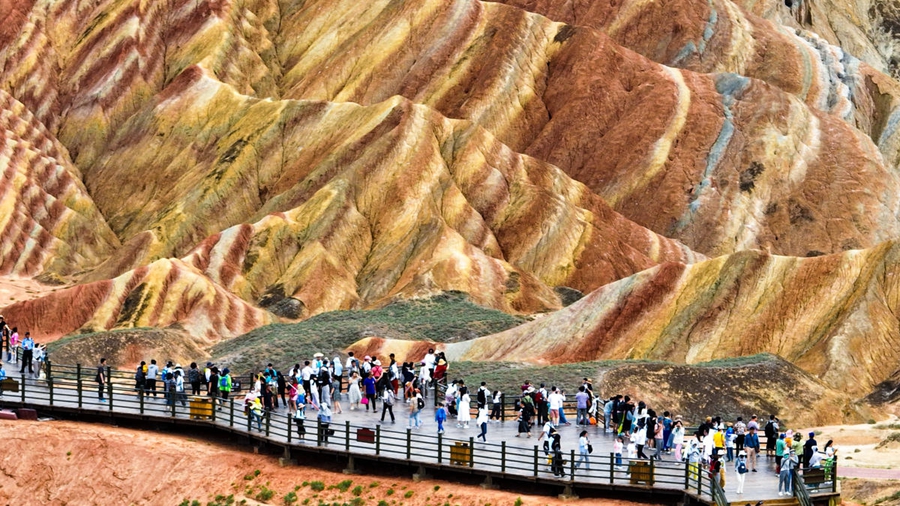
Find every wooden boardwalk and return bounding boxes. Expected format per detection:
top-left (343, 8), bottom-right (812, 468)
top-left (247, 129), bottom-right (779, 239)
top-left (0, 360), bottom-right (841, 505)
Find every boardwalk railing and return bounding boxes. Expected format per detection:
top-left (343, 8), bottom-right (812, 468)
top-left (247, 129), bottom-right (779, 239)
top-left (0, 359), bottom-right (735, 504)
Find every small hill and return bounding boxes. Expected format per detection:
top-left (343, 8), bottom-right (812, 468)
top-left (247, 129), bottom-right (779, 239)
top-left (211, 292), bottom-right (525, 374)
top-left (438, 355), bottom-right (876, 427)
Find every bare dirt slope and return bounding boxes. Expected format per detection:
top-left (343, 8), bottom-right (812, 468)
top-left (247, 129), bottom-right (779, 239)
top-left (0, 419), bottom-right (636, 506)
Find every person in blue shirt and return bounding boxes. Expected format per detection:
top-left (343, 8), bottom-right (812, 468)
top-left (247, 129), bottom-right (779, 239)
top-left (19, 332), bottom-right (34, 374)
top-left (0, 363), bottom-right (6, 396)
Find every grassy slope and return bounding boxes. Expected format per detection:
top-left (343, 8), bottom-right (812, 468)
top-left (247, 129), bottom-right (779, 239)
top-left (211, 292), bottom-right (526, 374)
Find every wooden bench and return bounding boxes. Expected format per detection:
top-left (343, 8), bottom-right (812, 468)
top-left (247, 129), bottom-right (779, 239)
top-left (803, 468), bottom-right (830, 491)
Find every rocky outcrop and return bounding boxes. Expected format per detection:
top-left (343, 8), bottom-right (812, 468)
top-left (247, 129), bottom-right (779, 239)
top-left (0, 89), bottom-right (119, 277)
top-left (350, 243), bottom-right (900, 397)
top-left (2, 258), bottom-right (273, 342)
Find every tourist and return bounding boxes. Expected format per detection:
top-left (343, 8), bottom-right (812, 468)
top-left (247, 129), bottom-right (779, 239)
top-left (538, 419), bottom-right (556, 452)
top-left (457, 389), bottom-right (471, 428)
top-left (662, 411), bottom-right (673, 452)
top-left (0, 362), bottom-right (5, 395)
top-left (575, 386), bottom-right (590, 426)
top-left (249, 394), bottom-right (264, 431)
top-left (9, 327), bottom-right (18, 363)
top-left (791, 432), bottom-right (804, 460)
top-left (557, 388), bottom-right (571, 426)
top-left (779, 449), bottom-right (798, 496)
top-left (301, 360), bottom-right (313, 394)
top-left (735, 450), bottom-right (749, 494)
top-left (734, 416), bottom-right (747, 451)
top-left (604, 397), bottom-right (615, 433)
top-left (713, 426), bottom-right (725, 458)
top-left (490, 390), bottom-right (502, 421)
top-left (134, 361), bottom-right (147, 393)
top-left (345, 352), bottom-right (358, 379)
top-left (745, 426), bottom-right (760, 472)
top-left (687, 438), bottom-right (702, 480)
top-left (535, 383), bottom-right (548, 426)
top-left (710, 454), bottom-right (725, 488)
top-left (765, 415), bottom-right (779, 456)
top-left (435, 402), bottom-right (447, 434)
top-left (147, 359), bottom-right (159, 397)
top-left (548, 387), bottom-right (562, 427)
top-left (433, 352), bottom-right (448, 383)
top-left (381, 385), bottom-right (396, 423)
top-left (516, 401), bottom-right (532, 437)
top-left (317, 401), bottom-right (332, 443)
top-left (18, 332), bottom-right (33, 374)
top-left (331, 372), bottom-right (343, 414)
top-left (423, 348), bottom-right (436, 383)
top-left (804, 431), bottom-right (818, 468)
top-left (550, 432), bottom-right (565, 477)
top-left (97, 358), bottom-right (107, 401)
top-left (347, 371), bottom-right (362, 410)
top-left (332, 355), bottom-right (343, 391)
top-left (408, 388), bottom-right (424, 429)
top-left (444, 380), bottom-right (458, 417)
top-left (476, 406), bottom-right (488, 441)
top-left (477, 381), bottom-right (488, 410)
top-left (613, 435), bottom-right (625, 469)
top-left (776, 433), bottom-right (786, 472)
top-left (207, 366), bottom-right (220, 406)
top-left (672, 418), bottom-right (685, 461)
top-left (653, 414), bottom-right (665, 460)
top-left (174, 370), bottom-right (187, 406)
top-left (633, 415), bottom-right (648, 459)
top-left (363, 371), bottom-right (377, 412)
top-left (726, 424), bottom-right (736, 461)
top-left (576, 430), bottom-right (591, 470)
top-left (747, 414), bottom-right (759, 432)
top-left (294, 385), bottom-right (307, 440)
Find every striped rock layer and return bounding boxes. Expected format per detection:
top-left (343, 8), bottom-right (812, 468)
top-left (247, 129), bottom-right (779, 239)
top-left (349, 243), bottom-right (900, 398)
top-left (498, 0), bottom-right (900, 173)
top-left (2, 0), bottom-right (899, 258)
top-left (2, 258), bottom-right (273, 341)
top-left (0, 88), bottom-right (119, 277)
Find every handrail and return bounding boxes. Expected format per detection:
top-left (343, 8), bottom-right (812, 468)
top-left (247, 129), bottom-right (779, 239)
top-left (793, 468), bottom-right (812, 506)
top-left (709, 471), bottom-right (728, 506)
top-left (0, 360), bottom-right (732, 504)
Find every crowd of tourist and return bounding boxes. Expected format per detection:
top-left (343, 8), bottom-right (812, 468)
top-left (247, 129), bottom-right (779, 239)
top-left (0, 327), bottom-right (841, 496)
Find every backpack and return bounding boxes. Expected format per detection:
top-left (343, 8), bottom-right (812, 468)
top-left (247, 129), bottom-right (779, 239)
top-left (737, 460), bottom-right (748, 474)
top-left (220, 375), bottom-right (228, 388)
top-left (764, 421), bottom-right (775, 438)
top-left (188, 368), bottom-right (201, 383)
top-left (417, 397), bottom-right (425, 410)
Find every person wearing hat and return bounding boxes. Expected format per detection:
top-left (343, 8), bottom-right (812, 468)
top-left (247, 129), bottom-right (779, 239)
top-left (804, 431), bottom-right (818, 468)
top-left (0, 316), bottom-right (8, 361)
top-left (779, 448), bottom-right (799, 496)
top-left (734, 450), bottom-right (749, 494)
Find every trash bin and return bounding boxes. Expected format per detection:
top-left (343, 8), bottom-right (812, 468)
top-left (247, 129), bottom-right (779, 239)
top-left (189, 396), bottom-right (213, 419)
top-left (450, 441), bottom-right (471, 466)
top-left (629, 461), bottom-right (654, 485)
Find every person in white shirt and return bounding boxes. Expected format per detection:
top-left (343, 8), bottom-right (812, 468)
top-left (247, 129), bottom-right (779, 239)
top-left (301, 361), bottom-right (313, 393)
top-left (422, 349), bottom-right (436, 384)
top-left (548, 387), bottom-right (563, 427)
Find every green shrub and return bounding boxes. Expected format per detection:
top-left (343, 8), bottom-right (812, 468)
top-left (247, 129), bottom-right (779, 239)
top-left (386, 489), bottom-right (394, 496)
top-left (283, 491), bottom-right (298, 505)
top-left (514, 498), bottom-right (524, 506)
top-left (404, 491), bottom-right (414, 499)
top-left (255, 486), bottom-right (275, 502)
top-left (310, 481), bottom-right (325, 492)
top-left (369, 482), bottom-right (379, 488)
top-left (433, 485), bottom-right (441, 492)
top-left (352, 486), bottom-right (364, 497)
top-left (330, 480), bottom-right (353, 493)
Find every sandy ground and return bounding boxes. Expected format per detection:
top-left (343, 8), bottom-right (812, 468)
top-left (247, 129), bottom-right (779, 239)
top-left (805, 417), bottom-right (900, 472)
top-left (0, 419), bottom-right (645, 506)
top-left (0, 276), bottom-right (64, 308)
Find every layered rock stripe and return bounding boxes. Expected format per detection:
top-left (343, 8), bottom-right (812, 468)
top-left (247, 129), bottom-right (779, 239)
top-left (2, 258), bottom-right (273, 341)
top-left (3, 0), bottom-right (899, 258)
top-left (349, 243), bottom-right (900, 398)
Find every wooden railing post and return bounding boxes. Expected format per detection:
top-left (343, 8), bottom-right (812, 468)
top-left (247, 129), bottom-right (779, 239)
top-left (533, 445), bottom-right (539, 477)
top-left (501, 441), bottom-right (506, 472)
top-left (437, 432), bottom-right (443, 463)
top-left (500, 393), bottom-right (505, 422)
top-left (375, 425), bottom-right (381, 455)
top-left (406, 428), bottom-right (412, 460)
top-left (316, 419), bottom-right (323, 447)
top-left (570, 449), bottom-right (575, 482)
top-left (469, 437), bottom-right (474, 467)
top-left (48, 373), bottom-right (53, 405)
top-left (140, 389), bottom-right (145, 414)
top-left (611, 453), bottom-right (616, 483)
top-left (229, 398), bottom-right (234, 427)
top-left (265, 411), bottom-right (271, 437)
top-left (108, 378), bottom-right (113, 411)
top-left (20, 373), bottom-right (25, 403)
top-left (684, 459), bottom-right (690, 489)
top-left (76, 364), bottom-right (82, 408)
top-left (344, 420), bottom-right (350, 451)
top-left (287, 414), bottom-right (293, 443)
